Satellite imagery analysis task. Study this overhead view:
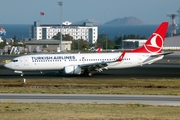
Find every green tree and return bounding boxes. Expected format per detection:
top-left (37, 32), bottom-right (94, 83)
top-left (0, 40), bottom-right (6, 48)
top-left (114, 36), bottom-right (123, 49)
top-left (12, 35), bottom-right (18, 43)
top-left (52, 32), bottom-right (73, 41)
top-left (71, 39), bottom-right (90, 51)
top-left (97, 34), bottom-right (114, 49)
top-left (63, 34), bottom-right (73, 41)
top-left (97, 34), bottom-right (106, 48)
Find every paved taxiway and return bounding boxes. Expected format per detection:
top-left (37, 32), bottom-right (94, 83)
top-left (1, 94), bottom-right (180, 106)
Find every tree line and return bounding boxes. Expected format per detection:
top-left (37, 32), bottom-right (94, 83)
top-left (53, 32), bottom-right (147, 51)
top-left (0, 33), bottom-right (146, 50)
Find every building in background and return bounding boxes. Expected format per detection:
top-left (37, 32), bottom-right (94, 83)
top-left (163, 36), bottom-right (180, 50)
top-left (122, 36), bottom-right (180, 50)
top-left (29, 21), bottom-right (98, 44)
top-left (122, 39), bottom-right (147, 49)
top-left (24, 40), bottom-right (72, 53)
top-left (1, 39), bottom-right (72, 54)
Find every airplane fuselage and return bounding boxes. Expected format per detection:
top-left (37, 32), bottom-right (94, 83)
top-left (5, 52), bottom-right (163, 72)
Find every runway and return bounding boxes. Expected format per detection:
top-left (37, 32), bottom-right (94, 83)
top-left (1, 94), bottom-right (180, 106)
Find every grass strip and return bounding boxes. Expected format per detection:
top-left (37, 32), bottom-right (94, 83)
top-left (0, 78), bottom-right (180, 95)
top-left (0, 103), bottom-right (180, 120)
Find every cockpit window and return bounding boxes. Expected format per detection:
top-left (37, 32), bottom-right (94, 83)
top-left (12, 60), bottom-right (18, 62)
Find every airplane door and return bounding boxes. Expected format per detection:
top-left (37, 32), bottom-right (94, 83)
top-left (24, 57), bottom-right (29, 66)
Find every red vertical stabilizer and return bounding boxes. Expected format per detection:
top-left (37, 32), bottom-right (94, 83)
top-left (130, 22), bottom-right (168, 53)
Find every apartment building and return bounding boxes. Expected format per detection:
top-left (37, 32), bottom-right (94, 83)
top-left (30, 21), bottom-right (98, 44)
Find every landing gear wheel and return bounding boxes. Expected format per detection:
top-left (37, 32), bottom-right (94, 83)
top-left (87, 72), bottom-right (92, 77)
top-left (83, 69), bottom-right (92, 77)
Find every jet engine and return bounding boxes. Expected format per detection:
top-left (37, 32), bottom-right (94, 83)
top-left (64, 66), bottom-right (82, 75)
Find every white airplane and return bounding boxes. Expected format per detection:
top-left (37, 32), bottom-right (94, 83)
top-left (4, 22), bottom-right (171, 76)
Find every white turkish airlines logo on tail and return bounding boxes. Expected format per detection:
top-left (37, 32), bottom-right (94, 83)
top-left (144, 33), bottom-right (163, 53)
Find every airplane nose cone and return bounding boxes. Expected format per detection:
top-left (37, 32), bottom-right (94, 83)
top-left (4, 63), bottom-right (11, 69)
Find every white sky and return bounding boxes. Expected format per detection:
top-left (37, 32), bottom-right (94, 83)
top-left (0, 0), bottom-right (180, 24)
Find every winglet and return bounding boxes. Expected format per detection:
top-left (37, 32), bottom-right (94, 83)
top-left (96, 47), bottom-right (102, 53)
top-left (116, 50), bottom-right (126, 62)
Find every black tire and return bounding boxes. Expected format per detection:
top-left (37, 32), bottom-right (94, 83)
top-left (87, 72), bottom-right (92, 77)
top-left (83, 69), bottom-right (92, 77)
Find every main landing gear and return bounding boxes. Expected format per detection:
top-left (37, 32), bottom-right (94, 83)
top-left (87, 72), bottom-right (92, 77)
top-left (84, 69), bottom-right (92, 77)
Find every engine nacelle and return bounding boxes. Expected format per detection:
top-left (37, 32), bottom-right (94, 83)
top-left (64, 66), bottom-right (82, 75)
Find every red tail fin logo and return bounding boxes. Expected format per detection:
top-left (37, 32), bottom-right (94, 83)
top-left (144, 33), bottom-right (163, 53)
top-left (130, 22), bottom-right (168, 53)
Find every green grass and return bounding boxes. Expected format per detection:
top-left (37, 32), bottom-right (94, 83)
top-left (0, 103), bottom-right (180, 120)
top-left (0, 78), bottom-right (180, 95)
top-left (1, 78), bottom-right (180, 119)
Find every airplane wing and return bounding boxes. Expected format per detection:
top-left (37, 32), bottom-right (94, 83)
top-left (79, 50), bottom-right (126, 71)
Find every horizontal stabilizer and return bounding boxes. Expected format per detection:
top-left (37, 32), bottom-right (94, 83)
top-left (151, 52), bottom-right (173, 57)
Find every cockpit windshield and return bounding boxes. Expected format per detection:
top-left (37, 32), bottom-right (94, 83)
top-left (12, 60), bottom-right (18, 62)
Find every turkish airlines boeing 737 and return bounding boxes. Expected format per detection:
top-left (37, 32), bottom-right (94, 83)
top-left (4, 22), bottom-right (171, 76)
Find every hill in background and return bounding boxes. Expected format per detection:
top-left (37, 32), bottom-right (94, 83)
top-left (104, 16), bottom-right (147, 25)
top-left (74, 16), bottom-right (147, 26)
